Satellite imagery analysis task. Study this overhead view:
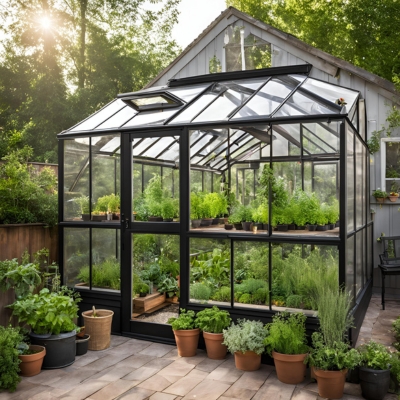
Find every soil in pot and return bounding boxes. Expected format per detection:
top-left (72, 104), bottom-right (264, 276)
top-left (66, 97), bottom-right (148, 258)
top-left (18, 345), bottom-right (46, 376)
top-left (313, 368), bottom-right (348, 399)
top-left (234, 351), bottom-right (261, 371)
top-left (359, 367), bottom-right (391, 400)
top-left (76, 334), bottom-right (90, 356)
top-left (173, 328), bottom-right (200, 357)
top-left (242, 222), bottom-right (252, 231)
top-left (203, 332), bottom-right (227, 360)
top-left (272, 351), bottom-right (307, 384)
top-left (224, 224), bottom-right (233, 230)
top-left (191, 219), bottom-right (201, 228)
top-left (234, 223), bottom-right (243, 230)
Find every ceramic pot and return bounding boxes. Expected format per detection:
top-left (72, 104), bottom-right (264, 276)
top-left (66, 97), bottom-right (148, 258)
top-left (234, 223), bottom-right (243, 230)
top-left (272, 351), bottom-right (307, 384)
top-left (203, 332), bottom-right (227, 360)
top-left (242, 222), bottom-right (252, 231)
top-left (191, 219), bottom-right (201, 228)
top-left (359, 367), bottom-right (391, 400)
top-left (18, 345), bottom-right (46, 376)
top-left (389, 196), bottom-right (398, 202)
top-left (234, 351), bottom-right (261, 371)
top-left (288, 223), bottom-right (296, 230)
top-left (296, 225), bottom-right (306, 230)
top-left (173, 328), bottom-right (200, 357)
top-left (224, 224), bottom-right (233, 230)
top-left (201, 218), bottom-right (213, 226)
top-left (308, 224), bottom-right (317, 231)
top-left (313, 368), bottom-right (348, 399)
top-left (316, 225), bottom-right (328, 231)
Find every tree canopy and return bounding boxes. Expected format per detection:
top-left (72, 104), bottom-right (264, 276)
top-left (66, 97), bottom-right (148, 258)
top-left (226, 0), bottom-right (400, 86)
top-left (0, 0), bottom-right (180, 162)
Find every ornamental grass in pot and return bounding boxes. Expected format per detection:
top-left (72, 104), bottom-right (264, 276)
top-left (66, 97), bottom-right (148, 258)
top-left (195, 306), bottom-right (231, 360)
top-left (222, 319), bottom-right (265, 371)
top-left (264, 312), bottom-right (309, 384)
top-left (306, 288), bottom-right (361, 399)
top-left (358, 341), bottom-right (392, 400)
top-left (168, 309), bottom-right (200, 357)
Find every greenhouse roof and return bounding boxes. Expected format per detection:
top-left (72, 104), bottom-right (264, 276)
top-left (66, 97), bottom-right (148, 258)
top-left (62, 64), bottom-right (360, 136)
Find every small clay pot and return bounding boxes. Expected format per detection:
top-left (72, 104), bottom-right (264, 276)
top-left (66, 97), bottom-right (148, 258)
top-left (313, 368), bottom-right (348, 399)
top-left (234, 351), bottom-right (261, 371)
top-left (272, 351), bottom-right (307, 384)
top-left (173, 328), bottom-right (200, 357)
top-left (203, 332), bottom-right (227, 360)
top-left (18, 345), bottom-right (46, 377)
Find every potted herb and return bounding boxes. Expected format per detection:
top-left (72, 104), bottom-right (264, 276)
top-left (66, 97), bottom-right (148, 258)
top-left (264, 312), bottom-right (309, 384)
top-left (306, 288), bottom-right (361, 399)
top-left (240, 204), bottom-right (253, 231)
top-left (252, 205), bottom-right (265, 230)
top-left (373, 189), bottom-right (388, 204)
top-left (158, 276), bottom-right (179, 299)
top-left (228, 206), bottom-right (243, 230)
top-left (168, 309), bottom-right (200, 357)
top-left (195, 306), bottom-right (232, 360)
top-left (73, 195), bottom-right (90, 221)
top-left (358, 341), bottom-right (392, 400)
top-left (134, 282), bottom-right (149, 297)
top-left (191, 192), bottom-right (202, 228)
top-left (161, 198), bottom-right (177, 222)
top-left (203, 192), bottom-right (228, 224)
top-left (315, 207), bottom-right (329, 231)
top-left (222, 319), bottom-right (265, 371)
top-left (9, 287), bottom-right (81, 369)
top-left (17, 341), bottom-right (46, 377)
top-left (144, 174), bottom-right (164, 221)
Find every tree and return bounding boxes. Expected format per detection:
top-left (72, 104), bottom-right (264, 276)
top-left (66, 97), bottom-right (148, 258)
top-left (226, 0), bottom-right (400, 84)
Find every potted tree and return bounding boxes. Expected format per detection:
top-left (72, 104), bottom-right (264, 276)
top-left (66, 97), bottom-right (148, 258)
top-left (264, 312), bottom-right (309, 384)
top-left (358, 341), bottom-right (392, 400)
top-left (168, 309), bottom-right (200, 357)
top-left (195, 306), bottom-right (232, 360)
top-left (306, 287), bottom-right (361, 399)
top-left (9, 287), bottom-right (81, 369)
top-left (222, 319), bottom-right (265, 371)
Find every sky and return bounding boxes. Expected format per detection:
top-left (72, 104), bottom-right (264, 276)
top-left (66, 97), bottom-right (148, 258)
top-left (171, 0), bottom-right (227, 49)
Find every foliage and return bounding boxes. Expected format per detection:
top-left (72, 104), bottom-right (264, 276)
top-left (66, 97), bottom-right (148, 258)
top-left (223, 319), bottom-right (266, 355)
top-left (95, 194), bottom-right (120, 213)
top-left (211, 286), bottom-right (231, 302)
top-left (73, 196), bottom-right (90, 215)
top-left (209, 55), bottom-right (222, 74)
top-left (161, 197), bottom-right (178, 219)
top-left (133, 282), bottom-right (149, 295)
top-left (358, 341), bottom-right (392, 370)
top-left (144, 174), bottom-right (164, 217)
top-left (0, 326), bottom-right (24, 392)
top-left (228, 206), bottom-right (244, 224)
top-left (0, 147), bottom-right (58, 225)
top-left (78, 258), bottom-right (120, 290)
top-left (393, 315), bottom-right (400, 350)
top-left (252, 204), bottom-right (268, 223)
top-left (195, 306), bottom-right (232, 333)
top-left (264, 312), bottom-right (309, 355)
top-left (367, 129), bottom-right (383, 154)
top-left (140, 263), bottom-right (162, 285)
top-left (202, 192), bottom-right (228, 218)
top-left (9, 287), bottom-right (81, 335)
top-left (168, 309), bottom-right (196, 330)
top-left (306, 332), bottom-right (361, 371)
top-left (373, 189), bottom-right (388, 198)
top-left (157, 276), bottom-right (179, 298)
top-left (391, 353), bottom-right (400, 393)
top-left (286, 295), bottom-right (303, 308)
top-left (190, 283), bottom-right (212, 301)
top-left (190, 192), bottom-right (203, 220)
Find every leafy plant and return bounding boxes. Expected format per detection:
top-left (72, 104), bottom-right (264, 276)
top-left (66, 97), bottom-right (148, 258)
top-left (264, 312), bottom-right (309, 355)
top-left (190, 282), bottom-right (212, 301)
top-left (252, 204), bottom-right (268, 223)
top-left (73, 195), bottom-right (90, 214)
top-left (161, 197), bottom-right (178, 219)
top-left (78, 257), bottom-right (120, 290)
top-left (9, 287), bottom-right (81, 335)
top-left (211, 286), bottom-right (231, 302)
top-left (168, 308), bottom-right (196, 330)
top-left (228, 206), bottom-right (243, 224)
top-left (222, 319), bottom-right (265, 355)
top-left (203, 192), bottom-right (228, 218)
top-left (157, 276), bottom-right (178, 297)
top-left (358, 341), bottom-right (392, 370)
top-left (373, 189), bottom-right (388, 198)
top-left (0, 326), bottom-right (24, 392)
top-left (393, 315), bottom-right (400, 350)
top-left (133, 282), bottom-right (149, 295)
top-left (140, 263), bottom-right (162, 284)
top-left (190, 192), bottom-right (202, 220)
top-left (195, 306), bottom-right (231, 333)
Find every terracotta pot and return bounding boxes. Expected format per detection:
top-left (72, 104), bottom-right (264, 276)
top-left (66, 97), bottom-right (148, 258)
top-left (18, 345), bottom-right (46, 377)
top-left (173, 328), bottom-right (200, 357)
top-left (272, 351), bottom-right (307, 384)
top-left (313, 368), bottom-right (348, 399)
top-left (234, 351), bottom-right (261, 371)
top-left (389, 196), bottom-right (399, 202)
top-left (203, 332), bottom-right (227, 360)
top-left (376, 197), bottom-right (385, 204)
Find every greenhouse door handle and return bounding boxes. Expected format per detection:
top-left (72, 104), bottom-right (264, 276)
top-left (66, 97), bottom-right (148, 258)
top-left (121, 214), bottom-right (130, 230)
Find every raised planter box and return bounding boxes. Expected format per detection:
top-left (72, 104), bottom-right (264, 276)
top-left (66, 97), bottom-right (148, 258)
top-left (133, 292), bottom-right (166, 312)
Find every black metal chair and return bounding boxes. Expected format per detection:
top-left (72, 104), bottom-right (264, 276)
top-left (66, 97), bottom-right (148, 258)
top-left (378, 236), bottom-right (400, 310)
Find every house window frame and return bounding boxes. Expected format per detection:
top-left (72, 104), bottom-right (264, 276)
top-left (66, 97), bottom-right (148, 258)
top-left (380, 137), bottom-right (400, 192)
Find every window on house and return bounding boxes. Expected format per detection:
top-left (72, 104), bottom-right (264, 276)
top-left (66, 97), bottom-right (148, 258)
top-left (382, 139), bottom-right (400, 193)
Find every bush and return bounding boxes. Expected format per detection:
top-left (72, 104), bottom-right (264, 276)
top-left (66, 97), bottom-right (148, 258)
top-left (235, 278), bottom-right (267, 295)
top-left (238, 293), bottom-right (252, 304)
top-left (78, 257), bottom-right (120, 290)
top-left (358, 341), bottom-right (392, 370)
top-left (253, 288), bottom-right (269, 304)
top-left (286, 294), bottom-right (303, 308)
top-left (212, 286), bottom-right (231, 302)
top-left (190, 283), bottom-right (212, 301)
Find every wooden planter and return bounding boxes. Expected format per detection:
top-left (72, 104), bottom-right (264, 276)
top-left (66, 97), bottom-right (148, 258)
top-left (133, 292), bottom-right (166, 312)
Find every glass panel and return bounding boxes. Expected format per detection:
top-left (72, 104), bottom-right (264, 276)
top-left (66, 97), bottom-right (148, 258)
top-left (189, 238), bottom-right (231, 305)
top-left (171, 93), bottom-right (218, 124)
top-left (385, 142), bottom-right (400, 192)
top-left (204, 171), bottom-right (212, 193)
top-left (131, 95), bottom-right (175, 107)
top-left (313, 163), bottom-right (338, 204)
top-left (231, 77), bottom-right (295, 119)
top-left (302, 122), bottom-right (340, 155)
top-left (301, 78), bottom-right (359, 112)
top-left (346, 235), bottom-right (355, 305)
top-left (274, 90), bottom-right (338, 117)
top-left (362, 146), bottom-right (366, 226)
top-left (193, 79), bottom-right (265, 123)
top-left (356, 232), bottom-right (363, 296)
top-left (91, 135), bottom-right (120, 221)
top-left (96, 106), bottom-right (137, 130)
top-left (64, 139), bottom-right (90, 221)
top-left (356, 137), bottom-right (363, 228)
top-left (271, 243), bottom-right (338, 315)
top-left (91, 229), bottom-right (120, 292)
top-left (347, 126), bottom-right (355, 232)
top-left (123, 109), bottom-right (179, 127)
top-left (167, 84), bottom-right (210, 103)
top-left (191, 170), bottom-right (203, 193)
top-left (359, 100), bottom-right (366, 140)
top-left (64, 228), bottom-right (90, 289)
top-left (132, 234), bottom-right (180, 321)
top-left (367, 225), bottom-right (372, 281)
top-left (70, 100), bottom-right (125, 131)
top-left (132, 135), bottom-right (179, 222)
top-left (272, 125), bottom-right (300, 157)
top-left (234, 242), bottom-right (269, 310)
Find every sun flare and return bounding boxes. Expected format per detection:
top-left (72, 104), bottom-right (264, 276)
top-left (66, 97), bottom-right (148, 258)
top-left (39, 16), bottom-right (52, 29)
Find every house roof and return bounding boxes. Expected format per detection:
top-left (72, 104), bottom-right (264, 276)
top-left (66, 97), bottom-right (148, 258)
top-left (145, 7), bottom-right (398, 97)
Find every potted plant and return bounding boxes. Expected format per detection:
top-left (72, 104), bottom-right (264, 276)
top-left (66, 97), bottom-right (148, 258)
top-left (358, 341), bottom-right (392, 400)
top-left (389, 192), bottom-right (399, 202)
top-left (191, 192), bottom-right (202, 228)
top-left (144, 174), bottom-right (164, 221)
top-left (252, 205), bottom-right (265, 230)
top-left (264, 312), bottom-right (309, 384)
top-left (158, 276), bottom-right (179, 299)
top-left (240, 205), bottom-right (253, 231)
top-left (9, 287), bottom-right (81, 369)
top-left (306, 288), bottom-right (361, 399)
top-left (315, 207), bottom-right (329, 231)
top-left (82, 305), bottom-right (114, 351)
top-left (168, 309), bottom-right (200, 357)
top-left (228, 206), bottom-right (243, 230)
top-left (73, 195), bottom-right (90, 221)
top-left (17, 341), bottom-right (46, 377)
top-left (373, 189), bottom-right (388, 204)
top-left (134, 281), bottom-right (149, 297)
top-left (195, 306), bottom-right (232, 360)
top-left (161, 197), bottom-right (178, 222)
top-left (222, 319), bottom-right (265, 371)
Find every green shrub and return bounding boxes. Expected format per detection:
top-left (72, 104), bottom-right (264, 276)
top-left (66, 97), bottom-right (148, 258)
top-left (358, 341), bottom-right (392, 370)
top-left (190, 283), bottom-right (212, 301)
top-left (393, 316), bottom-right (400, 350)
top-left (212, 286), bottom-right (231, 302)
top-left (253, 287), bottom-right (269, 304)
top-left (235, 278), bottom-right (267, 295)
top-left (78, 257), bottom-right (120, 290)
top-left (238, 293), bottom-right (252, 303)
top-left (195, 306), bottom-right (231, 333)
top-left (157, 276), bottom-right (178, 297)
top-left (286, 294), bottom-right (303, 308)
top-left (140, 263), bottom-right (162, 284)
top-left (168, 309), bottom-right (196, 330)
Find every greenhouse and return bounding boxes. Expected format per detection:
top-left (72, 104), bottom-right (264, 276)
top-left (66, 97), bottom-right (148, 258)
top-left (58, 64), bottom-right (372, 342)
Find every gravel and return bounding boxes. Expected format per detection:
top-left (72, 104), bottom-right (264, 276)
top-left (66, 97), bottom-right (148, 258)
top-left (136, 304), bottom-right (179, 324)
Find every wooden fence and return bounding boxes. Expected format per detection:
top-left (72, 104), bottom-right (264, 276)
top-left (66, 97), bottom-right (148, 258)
top-left (0, 223), bottom-right (59, 327)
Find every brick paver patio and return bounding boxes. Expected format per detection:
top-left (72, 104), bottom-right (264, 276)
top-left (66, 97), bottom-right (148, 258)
top-left (2, 293), bottom-right (399, 400)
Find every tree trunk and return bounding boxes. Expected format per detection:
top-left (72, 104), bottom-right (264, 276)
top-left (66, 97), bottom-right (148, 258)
top-left (78, 0), bottom-right (88, 89)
